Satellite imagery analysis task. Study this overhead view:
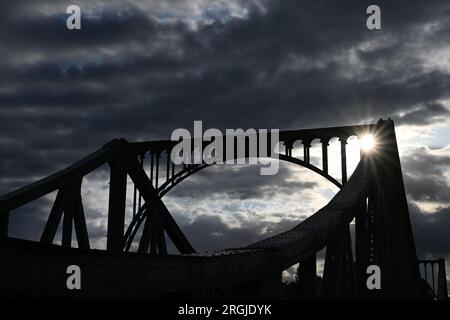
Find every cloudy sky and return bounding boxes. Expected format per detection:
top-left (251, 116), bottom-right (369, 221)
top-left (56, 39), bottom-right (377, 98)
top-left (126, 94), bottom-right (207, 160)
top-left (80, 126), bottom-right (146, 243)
top-left (1, 0), bottom-right (450, 288)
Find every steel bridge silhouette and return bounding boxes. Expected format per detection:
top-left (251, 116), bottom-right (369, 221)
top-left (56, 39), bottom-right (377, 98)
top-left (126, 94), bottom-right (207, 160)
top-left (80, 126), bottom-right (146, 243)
top-left (0, 119), bottom-right (447, 299)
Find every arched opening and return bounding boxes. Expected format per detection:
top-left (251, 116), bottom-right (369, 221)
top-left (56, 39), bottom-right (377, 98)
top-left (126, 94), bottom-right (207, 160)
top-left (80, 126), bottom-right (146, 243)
top-left (327, 137), bottom-right (342, 183)
top-left (347, 135), bottom-right (361, 178)
top-left (79, 163), bottom-right (110, 250)
top-left (309, 138), bottom-right (322, 169)
top-left (162, 161), bottom-right (341, 254)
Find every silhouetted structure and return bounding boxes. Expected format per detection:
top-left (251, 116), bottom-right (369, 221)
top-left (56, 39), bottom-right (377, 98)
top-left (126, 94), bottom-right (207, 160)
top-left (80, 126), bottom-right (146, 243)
top-left (0, 119), bottom-right (447, 299)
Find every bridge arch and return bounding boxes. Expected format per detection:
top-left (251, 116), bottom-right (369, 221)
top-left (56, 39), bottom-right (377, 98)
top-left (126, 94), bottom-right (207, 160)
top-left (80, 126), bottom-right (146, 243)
top-left (156, 153), bottom-right (342, 198)
top-left (123, 152), bottom-right (344, 252)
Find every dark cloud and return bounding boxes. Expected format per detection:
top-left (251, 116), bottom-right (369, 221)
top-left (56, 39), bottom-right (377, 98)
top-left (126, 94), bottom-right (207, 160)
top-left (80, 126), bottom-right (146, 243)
top-left (410, 203), bottom-right (450, 258)
top-left (402, 146), bottom-right (450, 203)
top-left (1, 0), bottom-right (449, 186)
top-left (168, 164), bottom-right (318, 200)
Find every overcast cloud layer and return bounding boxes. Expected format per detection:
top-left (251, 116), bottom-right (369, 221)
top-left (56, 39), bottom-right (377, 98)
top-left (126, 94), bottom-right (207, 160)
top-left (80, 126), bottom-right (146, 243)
top-left (1, 0), bottom-right (450, 285)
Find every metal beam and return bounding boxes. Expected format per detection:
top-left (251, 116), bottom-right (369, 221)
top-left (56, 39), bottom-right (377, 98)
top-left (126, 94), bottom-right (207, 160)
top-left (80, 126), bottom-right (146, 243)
top-left (355, 197), bottom-right (368, 297)
top-left (437, 259), bottom-right (448, 299)
top-left (73, 192), bottom-right (90, 250)
top-left (321, 226), bottom-right (356, 299)
top-left (138, 213), bottom-right (153, 253)
top-left (0, 143), bottom-right (114, 212)
top-left (340, 138), bottom-right (347, 184)
top-left (321, 140), bottom-right (328, 174)
top-left (106, 148), bottom-right (128, 252)
top-left (40, 186), bottom-right (73, 244)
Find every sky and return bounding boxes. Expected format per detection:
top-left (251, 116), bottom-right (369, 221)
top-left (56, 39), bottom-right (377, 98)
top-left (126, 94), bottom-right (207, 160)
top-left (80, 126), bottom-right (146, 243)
top-left (1, 0), bottom-right (450, 288)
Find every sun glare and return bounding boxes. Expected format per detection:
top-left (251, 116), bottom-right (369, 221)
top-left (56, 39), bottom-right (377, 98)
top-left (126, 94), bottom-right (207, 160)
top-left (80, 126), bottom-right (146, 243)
top-left (360, 134), bottom-right (376, 153)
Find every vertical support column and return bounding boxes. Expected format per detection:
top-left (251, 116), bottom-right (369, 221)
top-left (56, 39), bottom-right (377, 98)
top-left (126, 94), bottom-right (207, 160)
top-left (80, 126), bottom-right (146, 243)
top-left (107, 150), bottom-right (128, 252)
top-left (369, 119), bottom-right (421, 299)
top-left (321, 226), bottom-right (356, 299)
top-left (437, 258), bottom-right (448, 300)
top-left (321, 139), bottom-right (329, 174)
top-left (138, 154), bottom-right (144, 210)
top-left (305, 143), bottom-right (310, 163)
top-left (41, 187), bottom-right (70, 244)
top-left (0, 211), bottom-right (9, 237)
top-left (298, 253), bottom-right (317, 299)
top-left (340, 137), bottom-right (347, 184)
top-left (303, 140), bottom-right (310, 163)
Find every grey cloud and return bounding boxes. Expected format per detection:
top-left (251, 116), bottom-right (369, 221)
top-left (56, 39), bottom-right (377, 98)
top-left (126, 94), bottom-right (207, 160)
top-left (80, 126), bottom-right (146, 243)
top-left (179, 213), bottom-right (299, 252)
top-left (410, 203), bottom-right (450, 258)
top-left (397, 103), bottom-right (450, 126)
top-left (402, 146), bottom-right (450, 203)
top-left (168, 164), bottom-right (318, 200)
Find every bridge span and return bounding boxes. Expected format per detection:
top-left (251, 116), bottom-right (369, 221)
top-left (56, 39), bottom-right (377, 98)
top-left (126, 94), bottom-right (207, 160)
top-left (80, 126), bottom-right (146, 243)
top-left (0, 119), bottom-right (447, 299)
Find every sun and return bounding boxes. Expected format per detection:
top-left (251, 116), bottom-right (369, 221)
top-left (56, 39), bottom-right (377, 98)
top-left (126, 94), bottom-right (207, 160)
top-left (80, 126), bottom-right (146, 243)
top-left (360, 134), bottom-right (376, 153)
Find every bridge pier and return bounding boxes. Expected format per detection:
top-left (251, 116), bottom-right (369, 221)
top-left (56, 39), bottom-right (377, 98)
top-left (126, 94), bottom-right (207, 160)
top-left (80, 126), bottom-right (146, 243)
top-left (298, 253), bottom-right (317, 299)
top-left (155, 152), bottom-right (160, 189)
top-left (285, 141), bottom-right (293, 157)
top-left (321, 226), bottom-right (356, 299)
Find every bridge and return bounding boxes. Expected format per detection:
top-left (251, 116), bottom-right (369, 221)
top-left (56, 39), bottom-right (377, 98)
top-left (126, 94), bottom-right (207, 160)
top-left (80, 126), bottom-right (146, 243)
top-left (0, 119), bottom-right (447, 299)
